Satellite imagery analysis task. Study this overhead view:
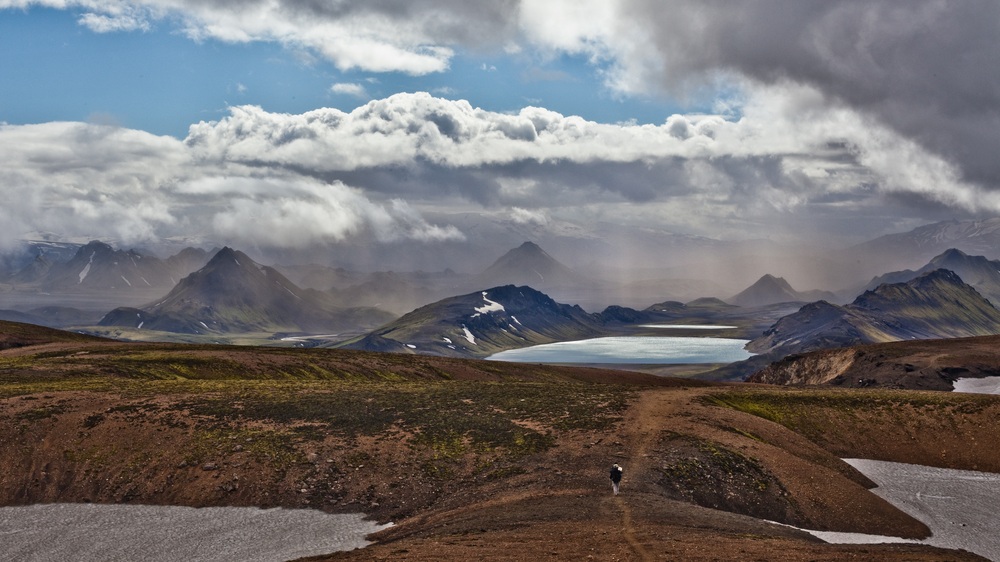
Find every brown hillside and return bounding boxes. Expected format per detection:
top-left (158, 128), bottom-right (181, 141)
top-left (750, 334), bottom-right (1000, 390)
top-left (0, 329), bottom-right (992, 561)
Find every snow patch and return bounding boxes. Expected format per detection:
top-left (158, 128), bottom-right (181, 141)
top-left (837, 459), bottom-right (1000, 561)
top-left (442, 337), bottom-right (452, 344)
top-left (199, 322), bottom-right (209, 329)
top-left (120, 275), bottom-right (132, 287)
top-left (137, 322), bottom-right (144, 329)
top-left (78, 251), bottom-right (95, 284)
top-left (474, 292), bottom-right (505, 315)
top-left (462, 326), bottom-right (476, 345)
top-left (953, 377), bottom-right (1000, 394)
top-left (0, 504), bottom-right (391, 562)
top-left (406, 344), bottom-right (416, 349)
top-left (761, 458), bottom-right (1000, 562)
top-left (511, 315), bottom-right (522, 326)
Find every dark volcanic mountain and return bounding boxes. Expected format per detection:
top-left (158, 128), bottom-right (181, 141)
top-left (99, 248), bottom-right (394, 334)
top-left (342, 285), bottom-right (602, 358)
top-left (730, 274), bottom-right (837, 307)
top-left (864, 248), bottom-right (1000, 305)
top-left (472, 242), bottom-right (582, 289)
top-left (748, 269), bottom-right (1000, 358)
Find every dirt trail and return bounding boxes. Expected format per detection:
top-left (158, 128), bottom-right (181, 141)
top-left (614, 388), bottom-right (693, 561)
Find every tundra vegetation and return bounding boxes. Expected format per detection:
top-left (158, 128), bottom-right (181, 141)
top-left (0, 321), bottom-right (994, 560)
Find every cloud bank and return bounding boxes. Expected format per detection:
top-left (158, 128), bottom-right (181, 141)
top-left (1, 90), bottom-right (992, 252)
top-left (3, 0), bottom-right (999, 253)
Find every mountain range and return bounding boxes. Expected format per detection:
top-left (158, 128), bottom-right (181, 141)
top-left (846, 218), bottom-right (1000, 276)
top-left (11, 240), bottom-right (211, 292)
top-left (747, 269), bottom-right (1000, 358)
top-left (6, 221), bottom-right (1000, 378)
top-left (863, 248), bottom-right (1000, 305)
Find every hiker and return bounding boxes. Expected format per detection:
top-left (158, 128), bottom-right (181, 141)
top-left (610, 463), bottom-right (623, 495)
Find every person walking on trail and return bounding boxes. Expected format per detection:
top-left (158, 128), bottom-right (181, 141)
top-left (610, 463), bottom-right (623, 495)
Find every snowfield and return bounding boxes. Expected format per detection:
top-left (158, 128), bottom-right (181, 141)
top-left (0, 504), bottom-right (390, 562)
top-left (791, 459), bottom-right (1000, 561)
top-left (953, 377), bottom-right (1000, 394)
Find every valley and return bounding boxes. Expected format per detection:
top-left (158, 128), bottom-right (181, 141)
top-left (0, 320), bottom-right (997, 560)
top-left (4, 219), bottom-right (1000, 559)
top-left (8, 7), bottom-right (1000, 559)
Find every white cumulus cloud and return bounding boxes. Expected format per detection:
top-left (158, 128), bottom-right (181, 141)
top-left (330, 82), bottom-right (368, 99)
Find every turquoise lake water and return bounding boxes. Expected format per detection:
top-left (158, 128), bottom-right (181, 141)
top-left (487, 336), bottom-right (753, 364)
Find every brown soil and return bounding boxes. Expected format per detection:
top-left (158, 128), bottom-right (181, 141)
top-left (750, 334), bottom-right (1000, 390)
top-left (0, 331), bottom-right (993, 561)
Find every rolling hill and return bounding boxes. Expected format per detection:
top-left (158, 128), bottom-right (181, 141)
top-left (0, 319), bottom-right (995, 560)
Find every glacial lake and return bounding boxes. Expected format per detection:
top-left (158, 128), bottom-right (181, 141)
top-left (487, 336), bottom-right (754, 364)
top-left (0, 504), bottom-right (390, 562)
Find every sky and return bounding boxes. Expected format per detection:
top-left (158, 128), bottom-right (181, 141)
top-left (2, 0), bottom-right (1000, 267)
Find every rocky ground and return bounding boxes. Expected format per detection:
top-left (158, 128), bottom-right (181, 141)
top-left (0, 323), bottom-right (994, 560)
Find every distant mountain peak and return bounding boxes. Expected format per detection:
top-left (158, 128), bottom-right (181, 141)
top-left (756, 274), bottom-right (793, 288)
top-left (935, 248), bottom-right (968, 260)
top-left (475, 241), bottom-right (580, 288)
top-left (100, 247), bottom-right (393, 334)
top-left (730, 274), bottom-right (800, 307)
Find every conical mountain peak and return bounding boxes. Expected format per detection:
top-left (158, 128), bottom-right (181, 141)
top-left (475, 242), bottom-right (579, 288)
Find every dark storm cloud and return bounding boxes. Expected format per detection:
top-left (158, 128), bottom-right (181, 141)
top-left (618, 0), bottom-right (1000, 186)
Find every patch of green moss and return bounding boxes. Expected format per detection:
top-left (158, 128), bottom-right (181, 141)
top-left (705, 388), bottom-right (999, 438)
top-left (16, 404), bottom-right (66, 421)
